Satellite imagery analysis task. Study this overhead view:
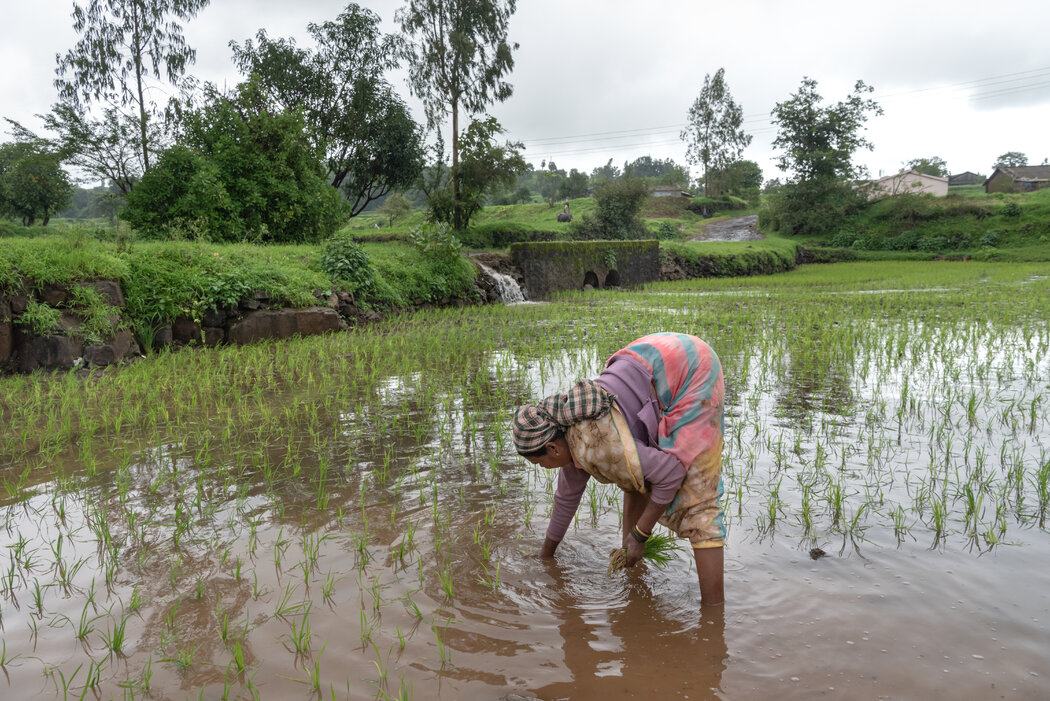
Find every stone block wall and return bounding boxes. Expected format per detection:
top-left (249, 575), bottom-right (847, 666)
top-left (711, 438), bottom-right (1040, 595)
top-left (509, 240), bottom-right (660, 298)
top-left (0, 280), bottom-right (345, 375)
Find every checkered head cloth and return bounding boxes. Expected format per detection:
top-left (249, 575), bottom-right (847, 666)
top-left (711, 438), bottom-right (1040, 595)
top-left (513, 379), bottom-right (612, 455)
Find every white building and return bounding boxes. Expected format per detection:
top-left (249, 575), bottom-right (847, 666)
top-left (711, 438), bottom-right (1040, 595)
top-left (870, 170), bottom-right (949, 198)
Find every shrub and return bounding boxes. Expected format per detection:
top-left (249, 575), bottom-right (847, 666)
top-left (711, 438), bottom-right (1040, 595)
top-left (586, 177), bottom-right (649, 240)
top-left (944, 232), bottom-right (971, 250)
top-left (122, 81), bottom-right (347, 244)
top-left (457, 223), bottom-right (557, 248)
top-left (321, 234), bottom-right (375, 293)
top-left (657, 221), bottom-right (677, 240)
top-left (971, 246), bottom-right (1001, 261)
top-left (887, 230), bottom-right (919, 251)
top-left (917, 235), bottom-right (947, 252)
top-left (1001, 202), bottom-right (1022, 217)
top-left (877, 193), bottom-right (940, 225)
top-left (980, 230), bottom-right (1000, 247)
top-left (830, 230), bottom-right (856, 247)
top-left (766, 178), bottom-right (867, 236)
top-left (409, 222), bottom-right (462, 261)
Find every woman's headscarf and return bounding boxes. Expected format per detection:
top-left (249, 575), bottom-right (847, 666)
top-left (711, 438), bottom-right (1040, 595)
top-left (513, 378), bottom-right (611, 454)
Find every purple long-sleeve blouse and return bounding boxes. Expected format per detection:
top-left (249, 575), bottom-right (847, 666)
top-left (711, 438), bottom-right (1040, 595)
top-left (545, 355), bottom-right (687, 543)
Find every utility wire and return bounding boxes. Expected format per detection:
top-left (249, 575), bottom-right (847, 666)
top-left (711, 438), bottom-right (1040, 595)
top-left (521, 66), bottom-right (1050, 161)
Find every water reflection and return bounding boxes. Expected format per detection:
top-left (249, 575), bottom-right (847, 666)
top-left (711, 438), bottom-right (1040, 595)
top-left (530, 556), bottom-right (728, 699)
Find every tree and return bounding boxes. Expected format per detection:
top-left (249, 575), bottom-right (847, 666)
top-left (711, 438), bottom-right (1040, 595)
top-left (993, 151), bottom-right (1028, 169)
top-left (681, 68), bottom-right (752, 197)
top-left (626, 155), bottom-right (688, 185)
top-left (121, 80), bottom-right (346, 242)
top-left (540, 160), bottom-right (565, 207)
top-left (711, 159), bottom-right (762, 203)
top-left (572, 176), bottom-right (648, 240)
top-left (0, 141), bottom-right (73, 226)
top-left (771, 78), bottom-right (881, 182)
top-left (423, 116), bottom-right (526, 230)
top-left (768, 77), bottom-right (882, 236)
top-left (378, 192), bottom-right (413, 227)
top-left (589, 159), bottom-right (621, 185)
top-left (397, 0), bottom-right (518, 215)
top-left (8, 102), bottom-right (151, 195)
top-left (559, 168), bottom-right (590, 200)
top-left (55, 0), bottom-right (210, 174)
top-left (905, 156), bottom-right (948, 177)
top-left (230, 4), bottom-right (424, 216)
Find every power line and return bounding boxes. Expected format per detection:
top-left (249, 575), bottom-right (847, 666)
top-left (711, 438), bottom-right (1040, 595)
top-left (521, 65), bottom-right (1050, 163)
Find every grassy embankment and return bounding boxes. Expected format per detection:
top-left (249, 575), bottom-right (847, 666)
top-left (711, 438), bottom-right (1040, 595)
top-left (0, 231), bottom-right (477, 343)
top-left (789, 187), bottom-right (1050, 261)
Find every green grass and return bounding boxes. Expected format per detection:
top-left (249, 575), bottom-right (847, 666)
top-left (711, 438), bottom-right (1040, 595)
top-left (0, 234), bottom-right (479, 334)
top-left (791, 188), bottom-right (1050, 260)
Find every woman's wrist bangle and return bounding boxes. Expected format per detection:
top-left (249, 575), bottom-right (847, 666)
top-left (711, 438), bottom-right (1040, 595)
top-left (630, 525), bottom-right (650, 543)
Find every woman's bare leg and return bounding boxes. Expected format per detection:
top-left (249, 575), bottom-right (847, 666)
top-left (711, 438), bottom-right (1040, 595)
top-left (693, 546), bottom-right (724, 606)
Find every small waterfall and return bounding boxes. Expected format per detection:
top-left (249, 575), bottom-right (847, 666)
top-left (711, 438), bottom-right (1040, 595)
top-left (477, 263), bottom-right (525, 304)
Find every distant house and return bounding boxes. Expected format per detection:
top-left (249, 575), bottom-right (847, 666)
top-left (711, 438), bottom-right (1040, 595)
top-left (651, 184), bottom-right (693, 198)
top-left (870, 170), bottom-right (948, 198)
top-left (948, 171), bottom-right (984, 187)
top-left (984, 165), bottom-right (1050, 193)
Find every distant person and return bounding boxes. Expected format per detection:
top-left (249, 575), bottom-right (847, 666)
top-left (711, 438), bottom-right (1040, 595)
top-left (557, 203), bottom-right (572, 223)
top-left (513, 332), bottom-right (726, 606)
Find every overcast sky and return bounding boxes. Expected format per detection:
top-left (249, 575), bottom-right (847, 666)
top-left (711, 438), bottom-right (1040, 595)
top-left (4, 0), bottom-right (1050, 185)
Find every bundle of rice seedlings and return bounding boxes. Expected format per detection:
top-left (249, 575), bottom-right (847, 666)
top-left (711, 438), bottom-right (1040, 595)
top-left (607, 532), bottom-right (683, 576)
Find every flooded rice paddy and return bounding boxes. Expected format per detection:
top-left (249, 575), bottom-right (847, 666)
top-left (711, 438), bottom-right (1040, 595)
top-left (1, 261), bottom-right (1049, 699)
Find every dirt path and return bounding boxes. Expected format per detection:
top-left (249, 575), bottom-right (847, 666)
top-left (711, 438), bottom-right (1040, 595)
top-left (690, 214), bottom-right (763, 242)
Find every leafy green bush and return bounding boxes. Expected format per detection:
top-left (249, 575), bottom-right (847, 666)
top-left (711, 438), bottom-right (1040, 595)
top-left (886, 231), bottom-right (919, 251)
top-left (971, 247), bottom-right (1001, 261)
top-left (944, 232), bottom-right (972, 250)
top-left (456, 223), bottom-right (557, 248)
top-left (830, 230), bottom-right (857, 247)
top-left (917, 235), bottom-right (947, 252)
top-left (321, 234), bottom-right (374, 293)
top-left (571, 177), bottom-right (649, 240)
top-left (120, 146), bottom-right (236, 240)
top-left (1001, 202), bottom-right (1022, 218)
top-left (871, 193), bottom-right (942, 225)
top-left (657, 221), bottom-right (677, 240)
top-left (980, 230), bottom-right (1000, 247)
top-left (121, 81), bottom-right (347, 244)
top-left (765, 178), bottom-right (867, 236)
top-left (409, 222), bottom-right (462, 261)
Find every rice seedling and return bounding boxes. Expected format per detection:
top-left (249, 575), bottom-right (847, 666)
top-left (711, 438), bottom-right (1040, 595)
top-left (102, 608), bottom-right (130, 656)
top-left (607, 532), bottom-right (684, 575)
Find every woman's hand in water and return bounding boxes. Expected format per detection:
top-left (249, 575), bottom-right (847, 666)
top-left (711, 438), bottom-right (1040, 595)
top-left (622, 533), bottom-right (645, 568)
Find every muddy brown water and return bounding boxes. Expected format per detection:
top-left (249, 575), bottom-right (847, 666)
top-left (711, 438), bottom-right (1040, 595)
top-left (0, 322), bottom-right (1048, 699)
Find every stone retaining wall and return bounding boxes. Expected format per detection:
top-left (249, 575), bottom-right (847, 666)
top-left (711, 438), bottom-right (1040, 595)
top-left (509, 240), bottom-right (660, 298)
top-left (0, 280), bottom-right (346, 374)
